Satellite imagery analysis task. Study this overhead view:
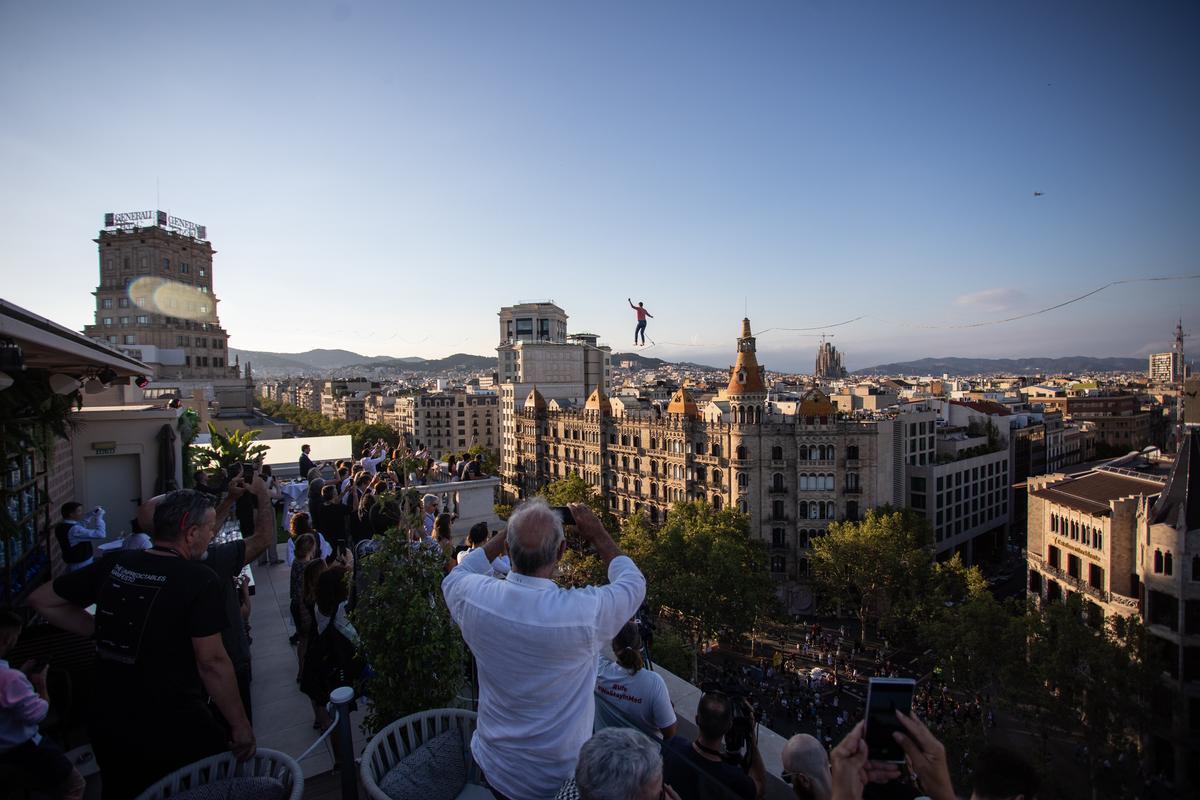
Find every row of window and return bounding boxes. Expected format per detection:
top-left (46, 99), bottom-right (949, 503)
top-left (1050, 514), bottom-right (1104, 550)
top-left (101, 297), bottom-right (209, 314)
top-left (105, 255), bottom-right (204, 276)
top-left (1046, 545), bottom-right (1106, 590)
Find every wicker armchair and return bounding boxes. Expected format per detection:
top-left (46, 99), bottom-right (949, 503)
top-left (361, 708), bottom-right (492, 800)
top-left (132, 748), bottom-right (303, 800)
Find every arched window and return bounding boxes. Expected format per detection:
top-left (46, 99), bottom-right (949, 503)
top-left (798, 529), bottom-right (810, 548)
top-left (772, 445), bottom-right (783, 460)
top-left (634, 480), bottom-right (642, 495)
top-left (772, 473), bottom-right (784, 491)
top-left (738, 499), bottom-right (747, 513)
top-left (650, 461), bottom-right (658, 475)
top-left (846, 472), bottom-right (859, 491)
top-left (649, 507), bottom-right (658, 524)
top-left (736, 445), bottom-right (748, 460)
top-left (799, 501), bottom-right (809, 519)
top-left (1154, 550), bottom-right (1163, 573)
top-left (1164, 552), bottom-right (1173, 576)
top-left (712, 468), bottom-right (722, 484)
top-left (809, 446), bottom-right (819, 460)
top-left (817, 503), bottom-right (826, 520)
top-left (846, 501), bottom-right (859, 521)
top-left (737, 472), bottom-right (749, 488)
top-left (798, 557), bottom-right (810, 577)
top-left (771, 555), bottom-right (786, 573)
top-left (819, 444), bottom-right (829, 460)
top-left (712, 495), bottom-right (722, 511)
top-left (697, 466), bottom-right (707, 483)
top-left (826, 501), bottom-right (836, 519)
top-left (711, 444), bottom-right (722, 458)
top-left (773, 500), bottom-right (785, 520)
top-left (825, 474), bottom-right (834, 490)
top-left (847, 445), bottom-right (859, 460)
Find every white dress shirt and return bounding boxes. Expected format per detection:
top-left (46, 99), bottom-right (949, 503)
top-left (360, 452), bottom-right (388, 475)
top-left (442, 548), bottom-right (646, 800)
top-left (66, 512), bottom-right (107, 571)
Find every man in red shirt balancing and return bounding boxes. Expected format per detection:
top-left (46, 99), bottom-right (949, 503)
top-left (628, 298), bottom-right (653, 346)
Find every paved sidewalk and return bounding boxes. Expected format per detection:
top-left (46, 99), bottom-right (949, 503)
top-left (248, 547), bottom-right (337, 778)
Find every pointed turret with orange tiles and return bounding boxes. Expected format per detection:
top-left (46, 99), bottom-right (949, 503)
top-left (727, 317), bottom-right (766, 396)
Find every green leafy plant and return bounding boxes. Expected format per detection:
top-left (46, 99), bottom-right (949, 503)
top-left (352, 522), bottom-right (466, 732)
top-left (192, 422), bottom-right (269, 472)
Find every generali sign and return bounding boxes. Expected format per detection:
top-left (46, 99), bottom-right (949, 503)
top-left (104, 210), bottom-right (207, 240)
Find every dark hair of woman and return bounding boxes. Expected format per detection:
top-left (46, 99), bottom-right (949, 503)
top-left (294, 532), bottom-right (317, 560)
top-left (612, 620), bottom-right (644, 672)
top-left (315, 565), bottom-right (350, 617)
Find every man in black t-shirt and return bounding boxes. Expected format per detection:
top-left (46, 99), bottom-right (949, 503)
top-left (663, 692), bottom-right (764, 800)
top-left (30, 490), bottom-right (255, 800)
top-left (137, 474), bottom-right (277, 727)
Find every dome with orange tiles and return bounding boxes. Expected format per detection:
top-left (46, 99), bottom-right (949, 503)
top-left (666, 388), bottom-right (701, 419)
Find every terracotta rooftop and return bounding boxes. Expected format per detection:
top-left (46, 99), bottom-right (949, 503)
top-left (951, 399), bottom-right (1012, 416)
top-left (1031, 470), bottom-right (1165, 516)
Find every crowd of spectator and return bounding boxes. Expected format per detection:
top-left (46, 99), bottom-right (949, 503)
top-left (6, 444), bottom-right (1061, 800)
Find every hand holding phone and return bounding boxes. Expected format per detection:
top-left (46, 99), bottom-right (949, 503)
top-left (864, 677), bottom-right (915, 763)
top-left (550, 506), bottom-right (576, 526)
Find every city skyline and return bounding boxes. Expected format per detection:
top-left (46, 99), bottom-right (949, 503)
top-left (1, 1), bottom-right (1197, 371)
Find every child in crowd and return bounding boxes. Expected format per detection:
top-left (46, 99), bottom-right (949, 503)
top-left (0, 610), bottom-right (86, 800)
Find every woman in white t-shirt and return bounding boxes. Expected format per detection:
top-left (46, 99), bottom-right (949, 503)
top-left (596, 621), bottom-right (677, 739)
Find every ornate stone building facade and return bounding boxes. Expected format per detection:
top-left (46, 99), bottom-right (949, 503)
top-left (82, 219), bottom-right (239, 381)
top-left (504, 318), bottom-right (902, 612)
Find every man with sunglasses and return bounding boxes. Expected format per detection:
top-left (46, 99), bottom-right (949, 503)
top-left (29, 489), bottom-right (255, 799)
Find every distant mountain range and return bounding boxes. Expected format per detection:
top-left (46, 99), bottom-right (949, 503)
top-left (609, 352), bottom-right (719, 371)
top-left (852, 356), bottom-right (1146, 376)
top-left (230, 348), bottom-right (494, 374)
top-left (231, 347), bottom-right (721, 375)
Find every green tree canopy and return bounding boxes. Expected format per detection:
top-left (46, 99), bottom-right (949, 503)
top-left (809, 507), bottom-right (933, 641)
top-left (621, 500), bottom-right (774, 681)
top-left (538, 474), bottom-right (613, 588)
top-left (257, 396), bottom-right (399, 453)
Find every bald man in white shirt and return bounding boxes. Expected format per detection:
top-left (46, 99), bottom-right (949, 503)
top-left (442, 498), bottom-right (645, 800)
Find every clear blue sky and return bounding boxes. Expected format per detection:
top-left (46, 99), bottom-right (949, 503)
top-left (1, 1), bottom-right (1196, 371)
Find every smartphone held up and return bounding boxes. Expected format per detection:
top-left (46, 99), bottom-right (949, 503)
top-left (864, 677), bottom-right (915, 763)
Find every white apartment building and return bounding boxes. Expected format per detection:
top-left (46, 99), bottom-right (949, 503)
top-left (397, 390), bottom-right (499, 456)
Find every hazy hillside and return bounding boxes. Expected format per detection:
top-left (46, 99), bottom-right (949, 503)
top-left (852, 356), bottom-right (1146, 376)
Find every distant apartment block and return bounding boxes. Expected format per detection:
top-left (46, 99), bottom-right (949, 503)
top-left (1149, 351), bottom-right (1183, 384)
top-left (397, 391), bottom-right (499, 456)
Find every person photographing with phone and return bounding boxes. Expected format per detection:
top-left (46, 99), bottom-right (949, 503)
top-left (828, 677), bottom-right (956, 800)
top-left (441, 498), bottom-right (645, 800)
top-left (54, 502), bottom-right (106, 572)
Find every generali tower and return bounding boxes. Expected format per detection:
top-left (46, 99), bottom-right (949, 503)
top-left (82, 211), bottom-right (239, 381)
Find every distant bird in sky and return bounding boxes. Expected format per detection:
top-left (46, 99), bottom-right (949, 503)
top-left (1033, 191), bottom-right (1045, 197)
